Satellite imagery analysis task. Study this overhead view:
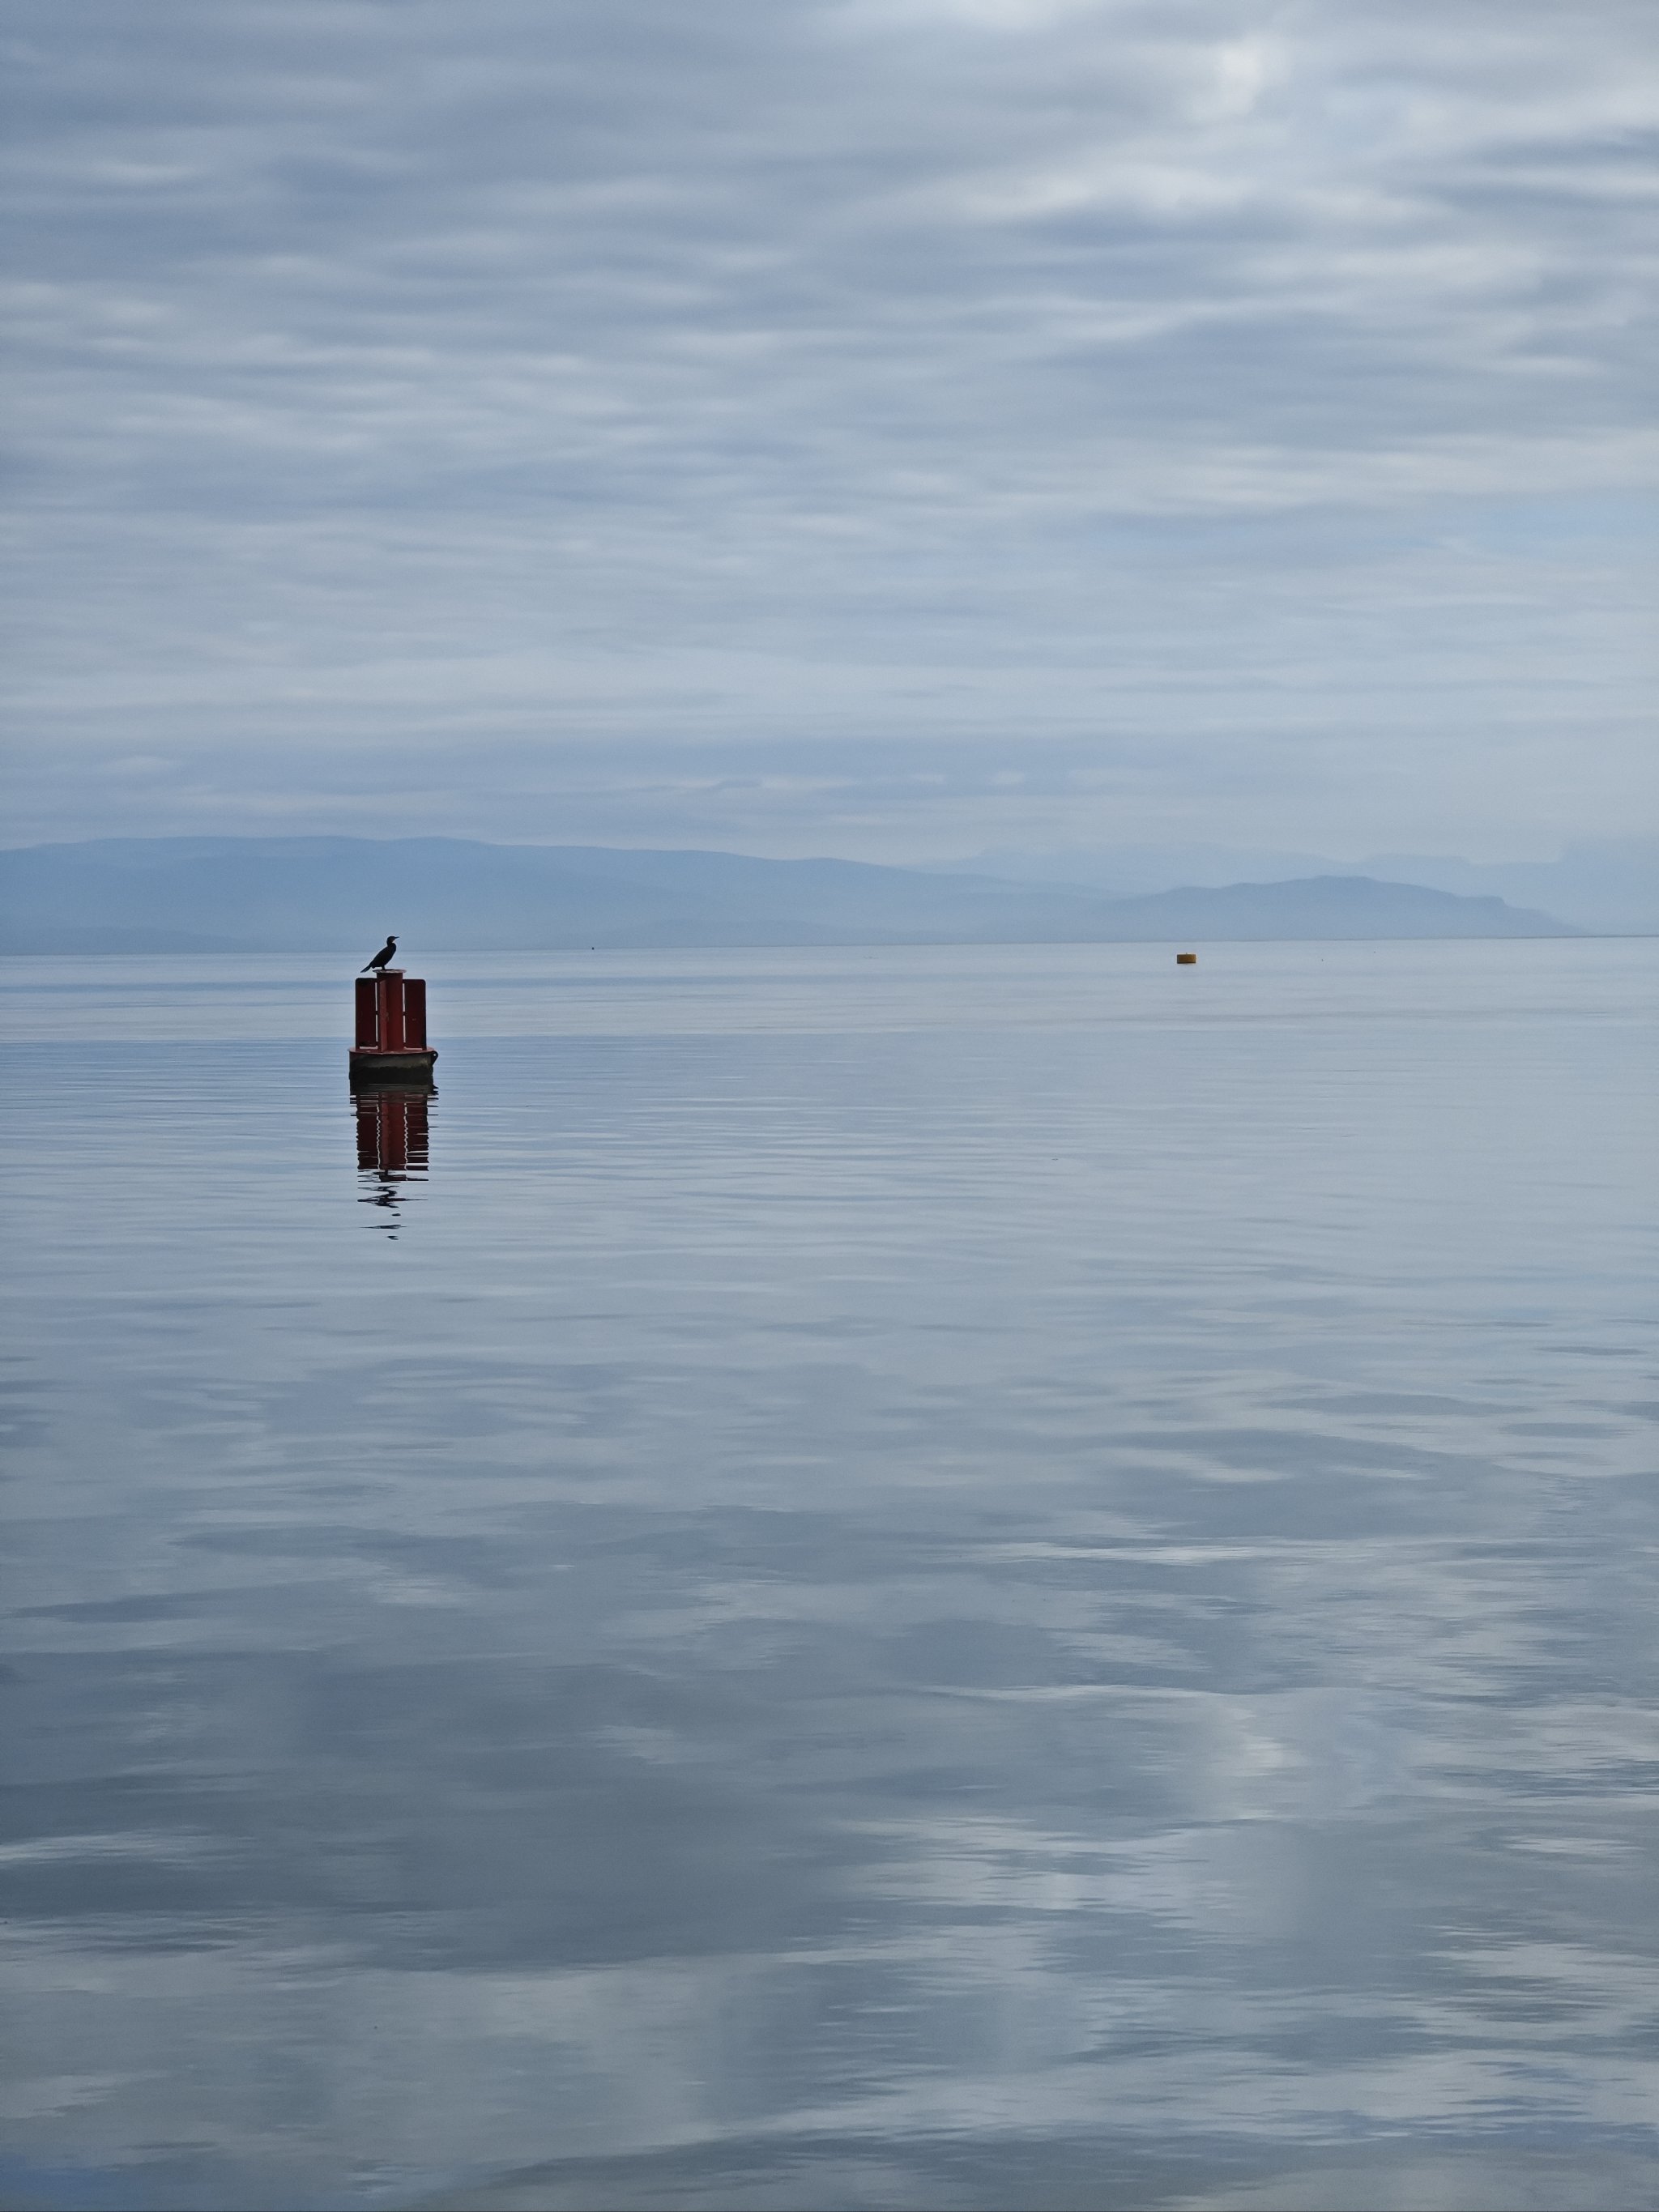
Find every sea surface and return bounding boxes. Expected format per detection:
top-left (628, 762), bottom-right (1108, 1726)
top-left (1, 940), bottom-right (1655, 2212)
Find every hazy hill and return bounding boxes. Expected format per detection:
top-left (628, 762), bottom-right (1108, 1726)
top-left (0, 837), bottom-right (1576, 953)
top-left (941, 837), bottom-right (1657, 935)
top-left (1088, 875), bottom-right (1576, 940)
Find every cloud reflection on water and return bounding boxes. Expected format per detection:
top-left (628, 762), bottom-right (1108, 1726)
top-left (0, 943), bottom-right (1653, 2209)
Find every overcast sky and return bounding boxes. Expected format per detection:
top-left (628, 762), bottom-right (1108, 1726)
top-left (2, 0), bottom-right (1654, 859)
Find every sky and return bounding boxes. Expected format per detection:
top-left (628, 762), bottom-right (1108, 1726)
top-left (2, 0), bottom-right (1654, 862)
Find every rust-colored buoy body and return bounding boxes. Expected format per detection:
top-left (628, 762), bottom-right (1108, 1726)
top-left (1175, 952), bottom-right (1197, 965)
top-left (350, 970), bottom-right (437, 1087)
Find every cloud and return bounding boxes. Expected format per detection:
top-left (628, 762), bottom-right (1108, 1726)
top-left (2, 0), bottom-right (1654, 855)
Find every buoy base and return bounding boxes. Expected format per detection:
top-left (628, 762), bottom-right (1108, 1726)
top-left (350, 1048), bottom-right (437, 1088)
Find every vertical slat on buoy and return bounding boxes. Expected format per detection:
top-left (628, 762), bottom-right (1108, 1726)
top-left (377, 970), bottom-right (407, 1051)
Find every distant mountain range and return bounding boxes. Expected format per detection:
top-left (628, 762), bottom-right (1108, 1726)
top-left (0, 837), bottom-right (1584, 953)
top-left (936, 837), bottom-right (1658, 936)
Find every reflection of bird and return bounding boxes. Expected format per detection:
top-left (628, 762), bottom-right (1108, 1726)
top-left (361, 936), bottom-right (397, 974)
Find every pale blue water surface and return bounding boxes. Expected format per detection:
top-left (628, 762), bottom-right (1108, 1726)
top-left (2, 941), bottom-right (1655, 2211)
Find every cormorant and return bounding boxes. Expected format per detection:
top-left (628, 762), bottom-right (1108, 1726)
top-left (361, 936), bottom-right (397, 974)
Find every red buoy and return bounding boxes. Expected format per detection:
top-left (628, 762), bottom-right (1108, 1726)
top-left (350, 970), bottom-right (437, 1087)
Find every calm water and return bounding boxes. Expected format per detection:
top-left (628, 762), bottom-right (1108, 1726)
top-left (2, 942), bottom-right (1655, 2212)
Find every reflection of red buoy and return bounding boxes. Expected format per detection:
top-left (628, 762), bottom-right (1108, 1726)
top-left (350, 970), bottom-right (437, 1086)
top-left (356, 1085), bottom-right (430, 1173)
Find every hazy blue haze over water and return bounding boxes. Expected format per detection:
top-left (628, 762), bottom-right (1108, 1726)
top-left (2, 943), bottom-right (1655, 2210)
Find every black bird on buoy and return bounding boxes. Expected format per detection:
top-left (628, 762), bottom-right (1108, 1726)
top-left (361, 936), bottom-right (397, 974)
